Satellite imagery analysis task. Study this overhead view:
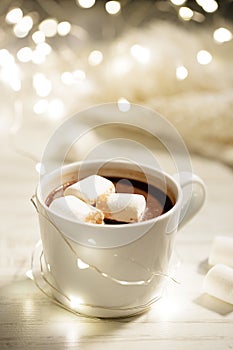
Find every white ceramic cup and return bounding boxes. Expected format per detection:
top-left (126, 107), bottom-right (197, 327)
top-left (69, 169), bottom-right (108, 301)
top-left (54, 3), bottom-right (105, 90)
top-left (35, 160), bottom-right (206, 318)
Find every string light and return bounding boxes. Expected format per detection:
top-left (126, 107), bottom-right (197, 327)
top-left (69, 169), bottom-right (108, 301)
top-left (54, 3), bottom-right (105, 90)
top-left (88, 50), bottom-right (103, 66)
top-left (176, 66), bottom-right (188, 80)
top-left (213, 28), bottom-right (232, 43)
top-left (5, 8), bottom-right (23, 24)
top-left (39, 18), bottom-right (57, 38)
top-left (105, 1), bottom-right (121, 15)
top-left (196, 50), bottom-right (212, 65)
top-left (179, 7), bottom-right (193, 21)
top-left (76, 0), bottom-right (96, 9)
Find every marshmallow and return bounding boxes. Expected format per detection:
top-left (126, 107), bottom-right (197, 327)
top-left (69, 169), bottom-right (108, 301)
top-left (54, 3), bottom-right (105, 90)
top-left (96, 193), bottom-right (146, 223)
top-left (208, 236), bottom-right (233, 268)
top-left (64, 175), bottom-right (115, 205)
top-left (49, 195), bottom-right (104, 224)
top-left (203, 264), bottom-right (233, 305)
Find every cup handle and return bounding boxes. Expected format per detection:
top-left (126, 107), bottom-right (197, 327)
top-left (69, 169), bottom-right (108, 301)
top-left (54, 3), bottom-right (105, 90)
top-left (173, 172), bottom-right (206, 230)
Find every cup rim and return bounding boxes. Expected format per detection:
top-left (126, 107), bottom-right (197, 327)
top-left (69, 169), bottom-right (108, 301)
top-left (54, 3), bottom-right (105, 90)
top-left (36, 159), bottom-right (182, 229)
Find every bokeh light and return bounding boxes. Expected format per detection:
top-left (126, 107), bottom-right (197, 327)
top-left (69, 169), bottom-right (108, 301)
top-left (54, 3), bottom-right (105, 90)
top-left (105, 1), bottom-right (121, 15)
top-left (196, 50), bottom-right (212, 65)
top-left (5, 8), bottom-right (23, 24)
top-left (76, 0), bottom-right (96, 9)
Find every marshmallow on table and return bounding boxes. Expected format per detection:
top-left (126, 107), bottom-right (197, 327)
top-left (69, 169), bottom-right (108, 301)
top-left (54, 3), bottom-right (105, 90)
top-left (203, 264), bottom-right (233, 305)
top-left (208, 236), bottom-right (233, 268)
top-left (49, 195), bottom-right (104, 224)
top-left (64, 175), bottom-right (115, 205)
top-left (96, 193), bottom-right (146, 223)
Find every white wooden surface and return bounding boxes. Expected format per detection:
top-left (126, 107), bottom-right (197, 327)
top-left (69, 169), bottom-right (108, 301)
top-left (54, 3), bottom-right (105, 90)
top-left (0, 134), bottom-right (233, 350)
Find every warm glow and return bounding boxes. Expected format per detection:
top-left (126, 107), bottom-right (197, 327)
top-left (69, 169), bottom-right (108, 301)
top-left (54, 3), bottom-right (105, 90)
top-left (69, 296), bottom-right (84, 308)
top-left (32, 30), bottom-right (45, 44)
top-left (76, 0), bottom-right (96, 9)
top-left (57, 21), bottom-right (71, 36)
top-left (213, 28), bottom-right (233, 43)
top-left (130, 44), bottom-right (150, 63)
top-left (39, 18), bottom-right (57, 37)
top-left (176, 66), bottom-right (188, 80)
top-left (105, 1), bottom-right (121, 15)
top-left (170, 0), bottom-right (186, 5)
top-left (6, 8), bottom-right (23, 24)
top-left (88, 50), bottom-right (103, 66)
top-left (17, 47), bottom-right (32, 62)
top-left (179, 7), bottom-right (193, 20)
top-left (117, 98), bottom-right (131, 112)
top-left (196, 50), bottom-right (212, 65)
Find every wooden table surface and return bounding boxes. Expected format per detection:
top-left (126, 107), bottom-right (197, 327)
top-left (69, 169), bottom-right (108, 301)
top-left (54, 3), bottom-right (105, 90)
top-left (1, 133), bottom-right (233, 350)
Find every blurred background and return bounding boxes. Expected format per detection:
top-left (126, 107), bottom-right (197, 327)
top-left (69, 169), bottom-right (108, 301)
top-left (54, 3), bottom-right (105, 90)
top-left (0, 0), bottom-right (233, 167)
